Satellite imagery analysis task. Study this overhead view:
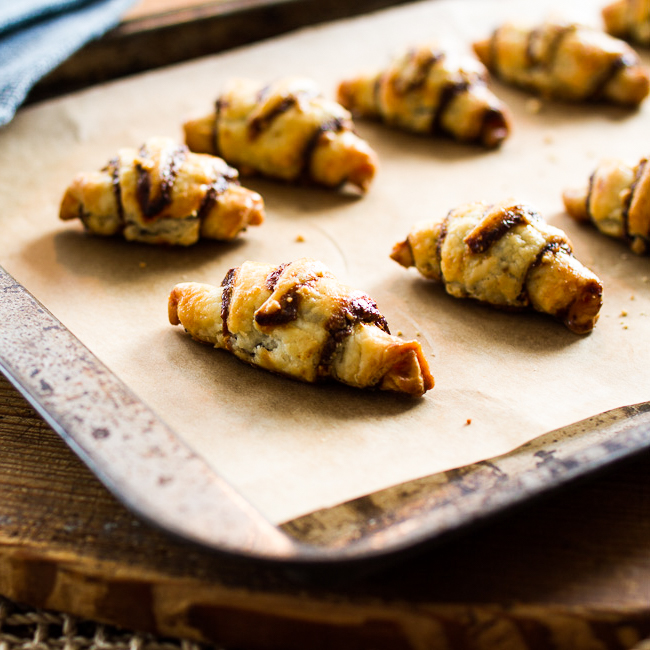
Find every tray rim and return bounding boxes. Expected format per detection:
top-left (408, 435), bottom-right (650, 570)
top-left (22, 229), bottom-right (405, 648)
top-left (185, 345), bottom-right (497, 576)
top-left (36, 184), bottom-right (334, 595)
top-left (3, 263), bottom-right (650, 567)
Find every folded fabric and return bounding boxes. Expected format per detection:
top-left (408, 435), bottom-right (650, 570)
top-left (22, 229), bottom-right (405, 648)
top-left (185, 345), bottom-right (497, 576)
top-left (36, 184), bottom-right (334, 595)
top-left (0, 0), bottom-right (136, 127)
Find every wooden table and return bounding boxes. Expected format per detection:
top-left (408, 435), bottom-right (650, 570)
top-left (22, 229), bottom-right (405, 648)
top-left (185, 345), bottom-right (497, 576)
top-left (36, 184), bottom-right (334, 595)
top-left (6, 1), bottom-right (650, 648)
top-left (3, 371), bottom-right (650, 650)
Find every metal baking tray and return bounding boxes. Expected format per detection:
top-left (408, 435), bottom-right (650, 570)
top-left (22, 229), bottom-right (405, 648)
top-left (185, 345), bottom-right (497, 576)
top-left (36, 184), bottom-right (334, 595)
top-left (3, 263), bottom-right (650, 568)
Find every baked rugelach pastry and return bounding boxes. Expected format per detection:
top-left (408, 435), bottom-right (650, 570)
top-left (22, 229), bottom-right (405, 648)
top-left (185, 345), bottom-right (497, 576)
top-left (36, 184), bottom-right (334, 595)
top-left (563, 155), bottom-right (650, 254)
top-left (603, 0), bottom-right (650, 45)
top-left (473, 20), bottom-right (650, 106)
top-left (183, 77), bottom-right (378, 192)
top-left (390, 201), bottom-right (603, 334)
top-left (336, 44), bottom-right (512, 149)
top-left (168, 258), bottom-right (434, 396)
top-left (60, 136), bottom-right (264, 246)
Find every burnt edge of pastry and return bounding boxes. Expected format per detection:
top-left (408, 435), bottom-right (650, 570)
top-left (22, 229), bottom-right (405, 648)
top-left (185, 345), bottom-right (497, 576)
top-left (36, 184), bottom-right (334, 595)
top-left (135, 143), bottom-right (188, 220)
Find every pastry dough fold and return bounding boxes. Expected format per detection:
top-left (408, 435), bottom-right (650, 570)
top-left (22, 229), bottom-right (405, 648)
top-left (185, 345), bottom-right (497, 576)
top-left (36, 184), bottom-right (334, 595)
top-left (391, 201), bottom-right (603, 334)
top-left (183, 77), bottom-right (378, 192)
top-left (168, 258), bottom-right (434, 396)
top-left (473, 21), bottom-right (650, 106)
top-left (603, 0), bottom-right (650, 45)
top-left (563, 154), bottom-right (650, 254)
top-left (60, 136), bottom-right (264, 245)
top-left (337, 45), bottom-right (511, 149)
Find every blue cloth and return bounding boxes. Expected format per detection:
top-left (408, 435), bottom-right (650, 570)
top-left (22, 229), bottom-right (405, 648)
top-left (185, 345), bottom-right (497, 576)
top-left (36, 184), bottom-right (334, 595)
top-left (0, 0), bottom-right (136, 127)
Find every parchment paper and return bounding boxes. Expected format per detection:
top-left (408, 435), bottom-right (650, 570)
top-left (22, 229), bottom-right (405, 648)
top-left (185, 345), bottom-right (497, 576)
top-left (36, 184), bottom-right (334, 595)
top-left (2, 0), bottom-right (650, 524)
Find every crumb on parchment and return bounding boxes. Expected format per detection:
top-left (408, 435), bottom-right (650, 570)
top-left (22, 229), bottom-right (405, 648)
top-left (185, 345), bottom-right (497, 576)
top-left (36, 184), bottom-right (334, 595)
top-left (526, 98), bottom-right (543, 114)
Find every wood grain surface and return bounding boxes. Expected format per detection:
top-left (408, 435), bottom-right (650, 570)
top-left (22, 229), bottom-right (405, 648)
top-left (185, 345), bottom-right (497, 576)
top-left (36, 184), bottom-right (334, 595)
top-left (27, 0), bottom-right (415, 103)
top-left (2, 371), bottom-right (650, 649)
top-left (7, 1), bottom-right (650, 647)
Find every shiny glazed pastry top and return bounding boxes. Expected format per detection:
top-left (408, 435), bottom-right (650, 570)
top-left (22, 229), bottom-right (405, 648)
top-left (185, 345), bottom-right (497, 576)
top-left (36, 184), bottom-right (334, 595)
top-left (473, 20), bottom-right (650, 106)
top-left (563, 153), bottom-right (650, 254)
top-left (60, 136), bottom-right (264, 246)
top-left (391, 200), bottom-right (603, 334)
top-left (183, 77), bottom-right (378, 192)
top-left (168, 258), bottom-right (434, 396)
top-left (337, 44), bottom-right (512, 149)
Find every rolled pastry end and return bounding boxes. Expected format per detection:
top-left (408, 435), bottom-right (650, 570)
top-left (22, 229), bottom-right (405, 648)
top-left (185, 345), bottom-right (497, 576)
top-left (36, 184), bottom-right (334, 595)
top-left (201, 186), bottom-right (265, 240)
top-left (336, 78), bottom-right (379, 118)
top-left (528, 251), bottom-right (603, 334)
top-left (168, 285), bottom-right (184, 326)
top-left (562, 188), bottom-right (590, 222)
top-left (183, 115), bottom-right (216, 155)
top-left (605, 64), bottom-right (650, 107)
top-left (472, 39), bottom-right (493, 69)
top-left (59, 171), bottom-right (122, 236)
top-left (602, 0), bottom-right (629, 38)
top-left (168, 282), bottom-right (223, 344)
top-left (379, 342), bottom-right (435, 396)
top-left (60, 178), bottom-right (83, 222)
top-left (390, 239), bottom-right (415, 268)
top-left (481, 108), bottom-right (511, 149)
top-left (310, 130), bottom-right (378, 192)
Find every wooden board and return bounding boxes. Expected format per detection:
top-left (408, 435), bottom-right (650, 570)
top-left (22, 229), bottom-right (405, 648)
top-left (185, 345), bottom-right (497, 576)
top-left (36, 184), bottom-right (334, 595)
top-left (5, 1), bottom-right (650, 646)
top-left (3, 371), bottom-right (650, 649)
top-left (26, 0), bottom-right (415, 104)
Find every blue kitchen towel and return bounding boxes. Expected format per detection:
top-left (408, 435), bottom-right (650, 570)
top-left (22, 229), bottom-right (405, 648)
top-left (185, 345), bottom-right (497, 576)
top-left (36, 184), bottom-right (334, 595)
top-left (0, 0), bottom-right (137, 127)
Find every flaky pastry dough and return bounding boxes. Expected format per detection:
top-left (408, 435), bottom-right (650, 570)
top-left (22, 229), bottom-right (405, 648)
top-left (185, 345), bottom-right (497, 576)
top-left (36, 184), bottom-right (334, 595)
top-left (473, 20), bottom-right (650, 106)
top-left (391, 200), bottom-right (603, 334)
top-left (60, 136), bottom-right (264, 246)
top-left (183, 77), bottom-right (378, 192)
top-left (603, 0), bottom-right (650, 46)
top-left (337, 44), bottom-right (512, 149)
top-left (168, 258), bottom-right (434, 396)
top-left (563, 154), bottom-right (650, 254)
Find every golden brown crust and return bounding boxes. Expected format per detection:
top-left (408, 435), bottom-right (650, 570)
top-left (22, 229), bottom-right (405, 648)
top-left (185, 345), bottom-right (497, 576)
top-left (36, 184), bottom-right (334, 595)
top-left (168, 258), bottom-right (434, 396)
top-left (183, 77), bottom-right (378, 192)
top-left (391, 200), bottom-right (603, 333)
top-left (563, 154), bottom-right (650, 254)
top-left (337, 44), bottom-right (511, 149)
top-left (603, 0), bottom-right (650, 45)
top-left (473, 21), bottom-right (650, 106)
top-left (60, 136), bottom-right (264, 246)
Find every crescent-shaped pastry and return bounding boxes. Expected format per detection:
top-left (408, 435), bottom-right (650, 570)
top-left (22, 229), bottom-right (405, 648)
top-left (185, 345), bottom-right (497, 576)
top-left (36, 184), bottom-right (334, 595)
top-left (168, 258), bottom-right (434, 396)
top-left (183, 77), bottom-right (378, 192)
top-left (390, 200), bottom-right (603, 334)
top-left (563, 154), bottom-right (650, 254)
top-left (337, 44), bottom-right (512, 149)
top-left (473, 20), bottom-right (650, 106)
top-left (60, 136), bottom-right (264, 246)
top-left (603, 0), bottom-right (650, 46)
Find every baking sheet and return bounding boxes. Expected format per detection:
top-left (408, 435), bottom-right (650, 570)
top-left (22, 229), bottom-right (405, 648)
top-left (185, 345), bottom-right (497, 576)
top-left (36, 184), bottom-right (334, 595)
top-left (1, 0), bottom-right (650, 525)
